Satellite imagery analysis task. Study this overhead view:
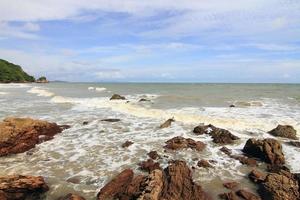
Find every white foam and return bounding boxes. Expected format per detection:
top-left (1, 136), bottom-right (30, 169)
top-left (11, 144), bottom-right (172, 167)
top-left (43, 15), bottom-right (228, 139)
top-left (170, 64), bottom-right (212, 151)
top-left (27, 87), bottom-right (55, 97)
top-left (0, 92), bottom-right (7, 95)
top-left (95, 87), bottom-right (107, 92)
top-left (88, 87), bottom-right (94, 90)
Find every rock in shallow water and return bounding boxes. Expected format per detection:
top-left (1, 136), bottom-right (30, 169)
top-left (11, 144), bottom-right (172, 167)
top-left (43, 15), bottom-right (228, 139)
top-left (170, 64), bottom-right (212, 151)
top-left (164, 136), bottom-right (206, 151)
top-left (0, 175), bottom-right (49, 200)
top-left (110, 94), bottom-right (126, 100)
top-left (159, 118), bottom-right (175, 129)
top-left (0, 117), bottom-right (69, 156)
top-left (268, 125), bottom-right (297, 140)
top-left (57, 193), bottom-right (86, 200)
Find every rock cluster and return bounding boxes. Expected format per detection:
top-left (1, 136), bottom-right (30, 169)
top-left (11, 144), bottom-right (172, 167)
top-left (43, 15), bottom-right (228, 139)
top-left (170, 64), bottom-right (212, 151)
top-left (164, 136), bottom-right (206, 151)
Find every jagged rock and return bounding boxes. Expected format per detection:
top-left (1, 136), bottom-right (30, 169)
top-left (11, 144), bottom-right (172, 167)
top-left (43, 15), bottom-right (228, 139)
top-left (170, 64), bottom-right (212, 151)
top-left (259, 173), bottom-right (299, 200)
top-left (193, 124), bottom-right (239, 144)
top-left (223, 182), bottom-right (239, 190)
top-left (249, 169), bottom-right (266, 183)
top-left (197, 160), bottom-right (213, 168)
top-left (0, 175), bottom-right (49, 199)
top-left (101, 119), bottom-right (120, 122)
top-left (138, 170), bottom-right (163, 200)
top-left (82, 121), bottom-right (89, 125)
top-left (138, 159), bottom-right (161, 173)
top-left (231, 155), bottom-right (257, 167)
top-left (57, 193), bottom-right (86, 200)
top-left (97, 169), bottom-right (134, 200)
top-left (159, 118), bottom-right (175, 129)
top-left (147, 151), bottom-right (160, 160)
top-left (236, 190), bottom-right (261, 200)
top-left (287, 141), bottom-right (300, 148)
top-left (243, 138), bottom-right (285, 165)
top-left (220, 147), bottom-right (232, 155)
top-left (110, 94), bottom-right (126, 100)
top-left (121, 141), bottom-right (134, 148)
top-left (139, 98), bottom-right (150, 102)
top-left (219, 191), bottom-right (239, 200)
top-left (268, 125), bottom-right (297, 140)
top-left (0, 117), bottom-right (69, 156)
top-left (164, 136), bottom-right (206, 151)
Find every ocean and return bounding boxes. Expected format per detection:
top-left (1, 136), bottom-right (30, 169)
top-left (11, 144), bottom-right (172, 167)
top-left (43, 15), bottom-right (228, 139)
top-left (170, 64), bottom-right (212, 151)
top-left (0, 82), bottom-right (300, 199)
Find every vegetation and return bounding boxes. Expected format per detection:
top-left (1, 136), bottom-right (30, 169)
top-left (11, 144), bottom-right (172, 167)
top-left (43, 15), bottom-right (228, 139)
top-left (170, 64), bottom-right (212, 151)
top-left (0, 59), bottom-right (35, 83)
top-left (37, 76), bottom-right (47, 82)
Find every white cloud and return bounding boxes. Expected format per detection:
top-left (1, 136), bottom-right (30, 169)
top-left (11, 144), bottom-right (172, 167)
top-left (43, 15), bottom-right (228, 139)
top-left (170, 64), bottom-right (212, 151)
top-left (0, 22), bottom-right (40, 39)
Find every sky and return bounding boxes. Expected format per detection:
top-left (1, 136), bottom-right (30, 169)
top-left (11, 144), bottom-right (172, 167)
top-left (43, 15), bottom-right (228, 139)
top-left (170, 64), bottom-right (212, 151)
top-left (0, 0), bottom-right (300, 83)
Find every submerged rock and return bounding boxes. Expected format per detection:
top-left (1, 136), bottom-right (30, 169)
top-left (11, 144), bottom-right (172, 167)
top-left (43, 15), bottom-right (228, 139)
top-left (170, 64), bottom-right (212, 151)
top-left (220, 146), bottom-right (232, 155)
top-left (197, 159), bottom-right (213, 168)
top-left (0, 117), bottom-right (69, 156)
top-left (164, 136), bottom-right (206, 151)
top-left (219, 191), bottom-right (239, 200)
top-left (121, 141), bottom-right (134, 148)
top-left (159, 118), bottom-right (175, 129)
top-left (139, 98), bottom-right (150, 102)
top-left (0, 175), bottom-right (49, 199)
top-left (147, 150), bottom-right (160, 160)
top-left (286, 141), bottom-right (300, 148)
top-left (138, 159), bottom-right (161, 173)
top-left (97, 160), bottom-right (211, 200)
top-left (236, 190), bottom-right (261, 200)
top-left (268, 125), bottom-right (297, 140)
top-left (101, 119), bottom-right (121, 122)
top-left (57, 193), bottom-right (86, 200)
top-left (193, 124), bottom-right (239, 144)
top-left (223, 182), bottom-right (239, 190)
top-left (82, 121), bottom-right (89, 125)
top-left (243, 138), bottom-right (285, 165)
top-left (110, 94), bottom-right (126, 100)
top-left (249, 169), bottom-right (267, 183)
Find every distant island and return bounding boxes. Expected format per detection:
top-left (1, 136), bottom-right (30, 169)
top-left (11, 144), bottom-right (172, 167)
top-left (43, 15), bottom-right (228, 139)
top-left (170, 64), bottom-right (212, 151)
top-left (0, 59), bottom-right (48, 83)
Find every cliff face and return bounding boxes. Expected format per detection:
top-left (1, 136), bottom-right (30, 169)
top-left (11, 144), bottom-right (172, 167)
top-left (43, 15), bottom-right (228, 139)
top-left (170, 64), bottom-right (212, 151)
top-left (0, 59), bottom-right (35, 83)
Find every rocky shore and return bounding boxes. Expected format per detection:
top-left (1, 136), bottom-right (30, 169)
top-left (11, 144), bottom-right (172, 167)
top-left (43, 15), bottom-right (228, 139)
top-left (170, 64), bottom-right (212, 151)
top-left (0, 107), bottom-right (299, 200)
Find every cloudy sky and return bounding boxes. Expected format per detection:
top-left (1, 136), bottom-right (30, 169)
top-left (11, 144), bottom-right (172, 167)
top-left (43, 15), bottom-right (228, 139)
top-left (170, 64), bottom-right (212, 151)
top-left (0, 0), bottom-right (300, 82)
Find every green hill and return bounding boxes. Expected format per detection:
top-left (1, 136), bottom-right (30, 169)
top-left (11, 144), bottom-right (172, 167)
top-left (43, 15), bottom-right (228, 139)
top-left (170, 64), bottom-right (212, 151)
top-left (0, 59), bottom-right (35, 83)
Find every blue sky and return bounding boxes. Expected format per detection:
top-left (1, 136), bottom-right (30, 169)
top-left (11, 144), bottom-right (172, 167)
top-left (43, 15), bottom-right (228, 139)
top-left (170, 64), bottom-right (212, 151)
top-left (0, 0), bottom-right (300, 82)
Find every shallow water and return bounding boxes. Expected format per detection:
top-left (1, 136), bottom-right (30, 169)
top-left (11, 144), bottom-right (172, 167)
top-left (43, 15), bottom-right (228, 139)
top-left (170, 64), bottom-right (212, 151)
top-left (0, 82), bottom-right (300, 199)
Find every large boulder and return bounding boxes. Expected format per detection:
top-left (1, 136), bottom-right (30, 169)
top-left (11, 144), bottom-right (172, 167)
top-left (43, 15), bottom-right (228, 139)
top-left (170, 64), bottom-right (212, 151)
top-left (110, 94), bottom-right (126, 100)
top-left (243, 138), bottom-right (285, 165)
top-left (259, 173), bottom-right (299, 200)
top-left (193, 124), bottom-right (239, 144)
top-left (164, 136), bottom-right (206, 151)
top-left (0, 175), bottom-right (49, 199)
top-left (268, 125), bottom-right (297, 140)
top-left (0, 117), bottom-right (69, 156)
top-left (97, 160), bottom-right (211, 200)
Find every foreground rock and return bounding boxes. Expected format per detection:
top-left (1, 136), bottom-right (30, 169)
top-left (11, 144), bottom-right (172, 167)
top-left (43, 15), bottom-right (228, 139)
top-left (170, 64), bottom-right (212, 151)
top-left (287, 141), bottom-right (300, 148)
top-left (110, 94), bottom-right (126, 100)
top-left (193, 124), bottom-right (239, 144)
top-left (0, 117), bottom-right (69, 156)
top-left (268, 125), bottom-right (297, 139)
top-left (97, 160), bottom-right (211, 200)
top-left (219, 147), bottom-right (257, 166)
top-left (57, 193), bottom-right (86, 200)
top-left (0, 175), bottom-right (49, 199)
top-left (243, 138), bottom-right (285, 165)
top-left (164, 136), bottom-right (206, 151)
top-left (249, 169), bottom-right (266, 183)
top-left (147, 150), bottom-right (160, 160)
top-left (159, 118), bottom-right (175, 129)
top-left (236, 190), bottom-right (261, 200)
top-left (138, 159), bottom-right (161, 172)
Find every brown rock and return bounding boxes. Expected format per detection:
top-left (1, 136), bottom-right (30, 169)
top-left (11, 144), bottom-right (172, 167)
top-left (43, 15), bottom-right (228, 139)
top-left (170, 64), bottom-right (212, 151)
top-left (66, 176), bottom-right (80, 184)
top-left (259, 173), bottom-right (299, 200)
top-left (287, 141), bottom-right (300, 148)
top-left (125, 175), bottom-right (146, 198)
top-left (249, 169), bottom-right (266, 183)
top-left (164, 136), bottom-right (206, 151)
top-left (231, 155), bottom-right (257, 167)
top-left (219, 191), bottom-right (240, 200)
top-left (101, 119), bottom-right (121, 122)
top-left (97, 169), bottom-right (134, 200)
top-left (220, 146), bottom-right (232, 155)
top-left (236, 190), bottom-right (261, 200)
top-left (110, 94), bottom-right (126, 100)
top-left (138, 159), bottom-right (161, 173)
top-left (159, 118), bottom-right (175, 129)
top-left (0, 175), bottom-right (49, 200)
top-left (242, 138), bottom-right (285, 165)
top-left (121, 141), bottom-right (134, 148)
top-left (147, 151), bottom-right (160, 160)
top-left (268, 125), bottom-right (297, 140)
top-left (197, 160), bottom-right (213, 168)
top-left (223, 182), bottom-right (239, 190)
top-left (0, 117), bottom-right (69, 156)
top-left (138, 169), bottom-right (164, 200)
top-left (139, 98), bottom-right (150, 102)
top-left (57, 193), bottom-right (86, 200)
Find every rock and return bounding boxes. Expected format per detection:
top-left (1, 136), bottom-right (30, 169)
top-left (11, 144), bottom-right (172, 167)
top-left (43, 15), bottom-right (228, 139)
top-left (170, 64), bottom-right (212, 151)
top-left (66, 176), bottom-right (81, 184)
top-left (125, 175), bottom-right (146, 198)
top-left (121, 141), bottom-right (134, 148)
top-left (0, 117), bottom-right (69, 156)
top-left (231, 155), bottom-right (257, 167)
top-left (101, 119), bottom-right (120, 122)
top-left (197, 159), bottom-right (213, 168)
top-left (138, 159), bottom-right (161, 173)
top-left (57, 193), bottom-right (86, 200)
top-left (82, 121), bottom-right (89, 125)
top-left (193, 124), bottom-right (239, 144)
top-left (110, 94), bottom-right (126, 100)
top-left (0, 175), bottom-right (49, 199)
top-left (159, 118), bottom-right (175, 129)
top-left (138, 169), bottom-right (164, 200)
top-left (243, 138), bottom-right (285, 165)
top-left (259, 173), bottom-right (299, 200)
top-left (249, 169), bottom-right (266, 183)
top-left (219, 191), bottom-right (239, 200)
top-left (223, 182), bottom-right (239, 190)
top-left (236, 190), bottom-right (261, 200)
top-left (287, 141), bottom-right (300, 148)
top-left (139, 98), bottom-right (150, 102)
top-left (164, 136), bottom-right (206, 151)
top-left (220, 147), bottom-right (232, 155)
top-left (229, 105), bottom-right (236, 108)
top-left (97, 169), bottom-right (134, 200)
top-left (268, 125), bottom-right (297, 140)
top-left (161, 160), bottom-right (211, 200)
top-left (147, 151), bottom-right (160, 160)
